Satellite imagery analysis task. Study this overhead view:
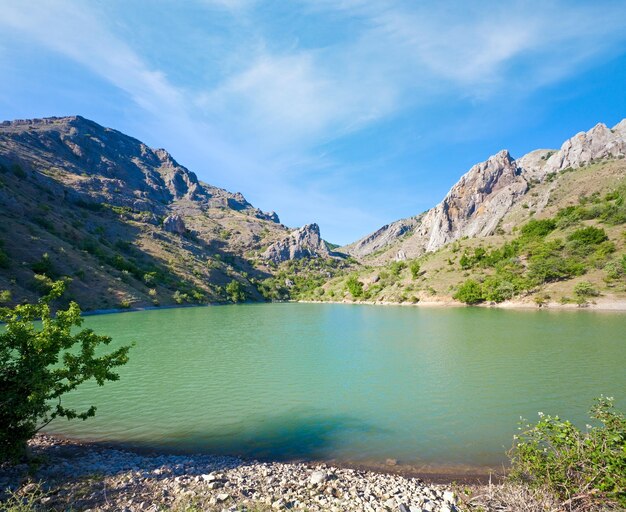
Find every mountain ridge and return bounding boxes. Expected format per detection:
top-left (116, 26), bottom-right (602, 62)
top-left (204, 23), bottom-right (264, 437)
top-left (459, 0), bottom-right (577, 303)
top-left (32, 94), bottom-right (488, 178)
top-left (0, 115), bottom-right (335, 308)
top-left (342, 119), bottom-right (626, 262)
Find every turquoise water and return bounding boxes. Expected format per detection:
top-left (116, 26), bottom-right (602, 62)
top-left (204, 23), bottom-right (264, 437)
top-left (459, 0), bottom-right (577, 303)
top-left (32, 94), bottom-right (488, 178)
top-left (46, 303), bottom-right (626, 472)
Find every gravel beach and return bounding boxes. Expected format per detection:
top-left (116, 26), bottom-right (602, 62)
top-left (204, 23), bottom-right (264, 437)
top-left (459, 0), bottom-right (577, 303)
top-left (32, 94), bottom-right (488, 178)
top-left (0, 435), bottom-right (464, 511)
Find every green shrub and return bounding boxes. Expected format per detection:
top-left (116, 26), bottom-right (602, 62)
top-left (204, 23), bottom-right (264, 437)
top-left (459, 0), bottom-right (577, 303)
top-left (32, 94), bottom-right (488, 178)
top-left (567, 226), bottom-right (608, 247)
top-left (0, 290), bottom-right (12, 304)
top-left (30, 253), bottom-right (54, 276)
top-left (509, 397), bottom-right (626, 507)
top-left (0, 281), bottom-right (130, 461)
top-left (482, 276), bottom-right (515, 303)
top-left (172, 290), bottom-right (190, 304)
top-left (453, 279), bottom-right (484, 305)
top-left (225, 280), bottom-right (245, 302)
top-left (573, 281), bottom-right (599, 298)
top-left (389, 260), bottom-right (406, 277)
top-left (409, 260), bottom-right (421, 279)
top-left (527, 254), bottom-right (586, 284)
top-left (346, 275), bottom-right (364, 298)
top-left (519, 218), bottom-right (556, 240)
top-left (604, 260), bottom-right (624, 280)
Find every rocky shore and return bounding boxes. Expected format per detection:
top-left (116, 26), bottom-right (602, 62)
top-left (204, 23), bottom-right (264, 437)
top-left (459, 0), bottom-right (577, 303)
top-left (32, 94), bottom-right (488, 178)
top-left (1, 435), bottom-right (463, 512)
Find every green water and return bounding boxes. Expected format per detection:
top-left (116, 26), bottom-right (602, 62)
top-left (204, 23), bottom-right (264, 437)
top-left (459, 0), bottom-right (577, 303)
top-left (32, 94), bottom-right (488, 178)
top-left (46, 303), bottom-right (626, 471)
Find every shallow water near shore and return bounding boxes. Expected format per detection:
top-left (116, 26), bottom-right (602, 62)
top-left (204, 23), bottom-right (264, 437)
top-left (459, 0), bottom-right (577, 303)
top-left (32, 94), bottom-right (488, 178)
top-left (46, 303), bottom-right (626, 474)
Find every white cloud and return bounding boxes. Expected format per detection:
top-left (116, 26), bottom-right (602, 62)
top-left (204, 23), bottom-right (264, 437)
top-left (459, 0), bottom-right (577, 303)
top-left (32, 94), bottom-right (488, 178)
top-left (1, 0), bottom-right (625, 243)
top-left (199, 51), bottom-right (397, 150)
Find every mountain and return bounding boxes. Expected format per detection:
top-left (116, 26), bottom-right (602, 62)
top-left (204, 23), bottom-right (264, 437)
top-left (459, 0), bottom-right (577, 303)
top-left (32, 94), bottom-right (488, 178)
top-left (0, 116), bottom-right (328, 309)
top-left (343, 120), bottom-right (626, 262)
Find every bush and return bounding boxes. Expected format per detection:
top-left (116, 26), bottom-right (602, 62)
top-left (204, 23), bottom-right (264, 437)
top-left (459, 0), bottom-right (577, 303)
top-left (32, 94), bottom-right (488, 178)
top-left (30, 253), bottom-right (54, 276)
top-left (573, 281), bottom-right (599, 299)
top-left (509, 397), bottom-right (626, 508)
top-left (346, 275), bottom-right (364, 298)
top-left (453, 279), bottom-right (484, 305)
top-left (567, 226), bottom-right (608, 247)
top-left (225, 280), bottom-right (245, 302)
top-left (409, 260), bottom-right (421, 279)
top-left (0, 281), bottom-right (130, 461)
top-left (389, 260), bottom-right (406, 277)
top-left (172, 290), bottom-right (190, 304)
top-left (519, 218), bottom-right (556, 240)
top-left (0, 290), bottom-right (11, 304)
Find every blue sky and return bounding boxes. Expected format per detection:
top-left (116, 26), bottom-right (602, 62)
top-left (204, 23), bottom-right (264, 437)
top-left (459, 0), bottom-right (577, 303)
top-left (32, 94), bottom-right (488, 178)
top-left (1, 1), bottom-right (626, 245)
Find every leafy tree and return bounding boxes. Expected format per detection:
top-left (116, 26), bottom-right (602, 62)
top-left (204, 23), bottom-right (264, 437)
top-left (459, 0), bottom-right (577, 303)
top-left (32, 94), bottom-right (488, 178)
top-left (409, 260), bottom-right (421, 279)
top-left (0, 290), bottom-right (11, 304)
top-left (519, 218), bottom-right (556, 240)
top-left (573, 281), bottom-right (599, 299)
top-left (568, 225), bottom-right (608, 244)
top-left (453, 279), bottom-right (484, 305)
top-left (346, 275), bottom-right (364, 298)
top-left (389, 260), bottom-right (406, 277)
top-left (225, 280), bottom-right (246, 302)
top-left (0, 281), bottom-right (131, 461)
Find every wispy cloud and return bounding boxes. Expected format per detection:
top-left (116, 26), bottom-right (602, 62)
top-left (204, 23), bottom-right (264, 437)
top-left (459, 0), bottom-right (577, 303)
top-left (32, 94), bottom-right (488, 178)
top-left (1, 0), bottom-right (625, 243)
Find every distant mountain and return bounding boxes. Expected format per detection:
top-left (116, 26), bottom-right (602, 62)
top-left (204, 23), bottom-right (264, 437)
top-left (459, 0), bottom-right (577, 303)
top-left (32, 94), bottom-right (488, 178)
top-left (0, 116), bottom-right (331, 309)
top-left (343, 120), bottom-right (626, 261)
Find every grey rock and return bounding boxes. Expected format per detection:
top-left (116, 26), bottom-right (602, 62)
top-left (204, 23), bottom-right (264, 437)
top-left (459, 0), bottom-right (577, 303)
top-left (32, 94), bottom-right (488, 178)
top-left (310, 470), bottom-right (329, 485)
top-left (162, 214), bottom-right (186, 235)
top-left (263, 223), bottom-right (330, 263)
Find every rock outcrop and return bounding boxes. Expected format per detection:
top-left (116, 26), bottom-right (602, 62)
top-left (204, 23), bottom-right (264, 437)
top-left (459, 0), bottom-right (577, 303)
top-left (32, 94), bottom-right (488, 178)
top-left (418, 149), bottom-right (527, 252)
top-left (341, 217), bottom-right (421, 259)
top-left (544, 122), bottom-right (626, 174)
top-left (263, 223), bottom-right (330, 263)
top-left (162, 214), bottom-right (186, 235)
top-left (343, 119), bottom-right (626, 260)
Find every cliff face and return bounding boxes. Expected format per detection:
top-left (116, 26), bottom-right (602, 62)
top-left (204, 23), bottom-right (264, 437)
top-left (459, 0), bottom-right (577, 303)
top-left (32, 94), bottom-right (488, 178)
top-left (343, 119), bottom-right (626, 261)
top-left (263, 223), bottom-right (330, 264)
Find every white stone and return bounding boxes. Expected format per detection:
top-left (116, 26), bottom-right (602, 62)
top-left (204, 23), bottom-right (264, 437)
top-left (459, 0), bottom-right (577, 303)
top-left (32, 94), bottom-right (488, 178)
top-left (309, 471), bottom-right (328, 485)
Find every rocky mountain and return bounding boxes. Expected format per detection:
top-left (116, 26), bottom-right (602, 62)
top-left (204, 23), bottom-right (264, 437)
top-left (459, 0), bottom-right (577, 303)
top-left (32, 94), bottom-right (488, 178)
top-left (263, 223), bottom-right (331, 264)
top-left (0, 116), bottom-right (321, 309)
top-left (344, 120), bottom-right (626, 262)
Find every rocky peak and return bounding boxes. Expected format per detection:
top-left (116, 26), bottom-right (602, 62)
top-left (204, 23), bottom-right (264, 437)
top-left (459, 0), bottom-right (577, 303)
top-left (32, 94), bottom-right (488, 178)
top-left (544, 120), bottom-right (626, 173)
top-left (341, 217), bottom-right (420, 259)
top-left (263, 223), bottom-right (330, 264)
top-left (418, 148), bottom-right (526, 251)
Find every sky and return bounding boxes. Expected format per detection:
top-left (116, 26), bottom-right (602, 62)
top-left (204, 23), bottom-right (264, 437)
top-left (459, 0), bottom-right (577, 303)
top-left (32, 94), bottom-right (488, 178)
top-left (1, 1), bottom-right (626, 245)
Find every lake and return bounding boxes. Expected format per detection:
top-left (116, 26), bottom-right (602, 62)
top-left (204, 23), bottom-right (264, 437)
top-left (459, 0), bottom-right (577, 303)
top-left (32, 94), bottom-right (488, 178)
top-left (46, 303), bottom-right (626, 474)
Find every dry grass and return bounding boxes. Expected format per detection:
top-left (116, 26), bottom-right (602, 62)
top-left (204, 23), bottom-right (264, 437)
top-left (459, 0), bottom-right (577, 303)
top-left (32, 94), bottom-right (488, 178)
top-left (457, 481), bottom-right (624, 512)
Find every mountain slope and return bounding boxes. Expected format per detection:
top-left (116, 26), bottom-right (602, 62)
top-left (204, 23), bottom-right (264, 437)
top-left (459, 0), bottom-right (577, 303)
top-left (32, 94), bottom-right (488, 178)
top-left (316, 157), bottom-right (626, 306)
top-left (0, 116), bottom-right (316, 309)
top-left (344, 120), bottom-right (626, 263)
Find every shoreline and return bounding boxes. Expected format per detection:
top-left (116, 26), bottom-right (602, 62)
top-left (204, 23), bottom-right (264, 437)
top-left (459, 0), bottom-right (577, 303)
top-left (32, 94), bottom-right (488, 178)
top-left (40, 432), bottom-right (500, 485)
top-left (297, 297), bottom-right (626, 312)
top-left (76, 296), bottom-right (626, 319)
top-left (1, 434), bottom-right (470, 511)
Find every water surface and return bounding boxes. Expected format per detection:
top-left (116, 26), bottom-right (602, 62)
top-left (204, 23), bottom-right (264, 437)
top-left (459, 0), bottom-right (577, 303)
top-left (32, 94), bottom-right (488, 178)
top-left (47, 303), bottom-right (626, 472)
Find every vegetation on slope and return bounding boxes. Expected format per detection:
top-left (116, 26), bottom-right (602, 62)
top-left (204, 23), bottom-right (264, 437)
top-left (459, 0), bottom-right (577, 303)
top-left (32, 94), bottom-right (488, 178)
top-left (292, 160), bottom-right (626, 306)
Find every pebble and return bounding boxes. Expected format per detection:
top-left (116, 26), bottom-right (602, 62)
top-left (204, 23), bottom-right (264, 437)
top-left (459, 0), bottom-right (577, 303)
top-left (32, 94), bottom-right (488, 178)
top-left (0, 434), bottom-right (463, 512)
